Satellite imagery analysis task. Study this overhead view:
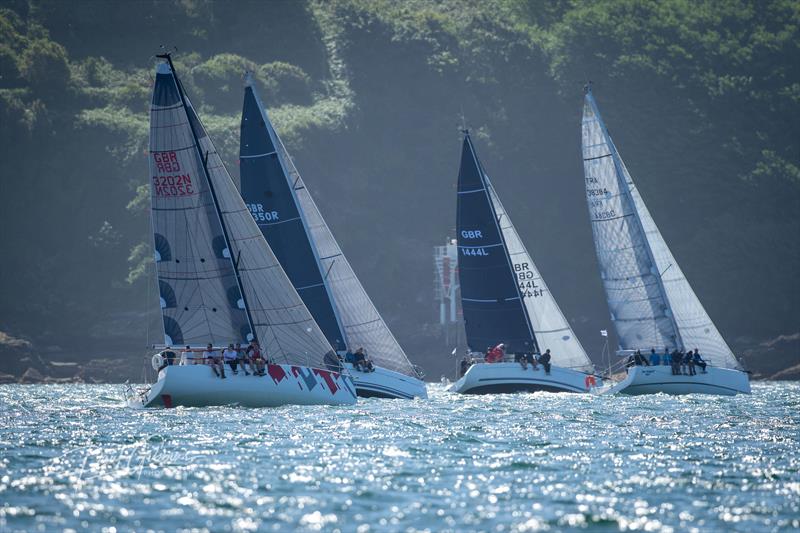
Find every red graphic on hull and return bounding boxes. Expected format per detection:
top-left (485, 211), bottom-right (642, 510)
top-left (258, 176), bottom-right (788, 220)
top-left (290, 366), bottom-right (303, 390)
top-left (161, 394), bottom-right (173, 408)
top-left (267, 364), bottom-right (287, 384)
top-left (313, 369), bottom-right (339, 395)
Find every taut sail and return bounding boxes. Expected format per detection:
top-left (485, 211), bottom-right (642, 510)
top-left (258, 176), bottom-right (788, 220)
top-left (456, 132), bottom-right (538, 354)
top-left (485, 177), bottom-right (594, 372)
top-left (149, 57), bottom-right (335, 367)
top-left (239, 77), bottom-right (416, 377)
top-left (582, 87), bottom-right (742, 370)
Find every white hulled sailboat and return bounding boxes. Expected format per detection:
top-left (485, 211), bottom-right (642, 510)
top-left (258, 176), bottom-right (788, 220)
top-left (238, 75), bottom-right (426, 399)
top-left (127, 55), bottom-right (356, 407)
top-left (449, 132), bottom-right (601, 394)
top-left (581, 86), bottom-right (750, 396)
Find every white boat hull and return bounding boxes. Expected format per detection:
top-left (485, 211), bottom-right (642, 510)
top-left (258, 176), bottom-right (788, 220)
top-left (343, 363), bottom-right (428, 399)
top-left (447, 362), bottom-right (602, 394)
top-left (602, 365), bottom-right (751, 396)
top-left (127, 364), bottom-right (357, 408)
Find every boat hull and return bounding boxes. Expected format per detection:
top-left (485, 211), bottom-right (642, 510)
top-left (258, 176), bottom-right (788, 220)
top-left (127, 364), bottom-right (357, 408)
top-left (344, 363), bottom-right (428, 399)
top-left (602, 365), bottom-right (751, 396)
top-left (447, 362), bottom-right (601, 395)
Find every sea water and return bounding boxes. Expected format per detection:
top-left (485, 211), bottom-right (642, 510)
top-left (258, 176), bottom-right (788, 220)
top-left (0, 383), bottom-right (798, 532)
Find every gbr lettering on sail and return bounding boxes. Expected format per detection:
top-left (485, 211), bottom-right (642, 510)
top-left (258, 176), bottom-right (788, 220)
top-left (460, 229), bottom-right (488, 256)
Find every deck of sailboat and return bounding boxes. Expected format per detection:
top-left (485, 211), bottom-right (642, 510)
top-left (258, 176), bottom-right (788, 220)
top-left (601, 365), bottom-right (750, 396)
top-left (448, 360), bottom-right (601, 395)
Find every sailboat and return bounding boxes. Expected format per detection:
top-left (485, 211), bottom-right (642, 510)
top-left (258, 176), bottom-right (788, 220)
top-left (448, 131), bottom-right (600, 394)
top-left (126, 55), bottom-right (357, 408)
top-left (581, 86), bottom-right (750, 396)
top-left (238, 75), bottom-right (427, 400)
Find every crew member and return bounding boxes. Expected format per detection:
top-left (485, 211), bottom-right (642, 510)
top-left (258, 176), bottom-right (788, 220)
top-left (538, 349), bottom-right (552, 375)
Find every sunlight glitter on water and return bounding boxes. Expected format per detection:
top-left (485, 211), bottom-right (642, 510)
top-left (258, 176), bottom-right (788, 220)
top-left (0, 383), bottom-right (798, 531)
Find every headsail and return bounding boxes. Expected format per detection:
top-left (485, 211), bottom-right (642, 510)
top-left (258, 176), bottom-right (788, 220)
top-left (456, 133), bottom-right (538, 354)
top-left (149, 57), bottom-right (335, 367)
top-left (619, 149), bottom-right (741, 369)
top-left (239, 78), bottom-right (416, 377)
top-left (485, 177), bottom-right (594, 372)
top-left (582, 87), bottom-right (742, 370)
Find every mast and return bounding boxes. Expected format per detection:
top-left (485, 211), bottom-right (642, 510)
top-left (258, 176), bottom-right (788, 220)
top-left (156, 53), bottom-right (258, 344)
top-left (244, 75), bottom-right (348, 350)
top-left (584, 86), bottom-right (683, 350)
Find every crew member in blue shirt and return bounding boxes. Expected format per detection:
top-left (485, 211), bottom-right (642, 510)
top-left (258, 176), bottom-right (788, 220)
top-left (693, 349), bottom-right (708, 373)
top-left (649, 348), bottom-right (660, 366)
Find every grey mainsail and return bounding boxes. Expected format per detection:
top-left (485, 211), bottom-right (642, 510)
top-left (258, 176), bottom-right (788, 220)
top-left (149, 58), bottom-right (335, 367)
top-left (582, 87), bottom-right (742, 370)
top-left (485, 177), bottom-right (594, 372)
top-left (239, 78), bottom-right (416, 377)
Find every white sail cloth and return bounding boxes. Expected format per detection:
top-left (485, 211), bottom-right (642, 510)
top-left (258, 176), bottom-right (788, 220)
top-left (149, 62), bottom-right (335, 367)
top-left (485, 177), bottom-right (594, 372)
top-left (582, 94), bottom-right (679, 352)
top-left (267, 117), bottom-right (417, 377)
top-left (622, 159), bottom-right (741, 370)
top-left (582, 90), bottom-right (741, 370)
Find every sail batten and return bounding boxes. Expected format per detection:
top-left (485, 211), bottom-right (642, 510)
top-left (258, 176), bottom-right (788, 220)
top-left (240, 82), bottom-right (417, 377)
top-left (582, 89), bottom-right (742, 370)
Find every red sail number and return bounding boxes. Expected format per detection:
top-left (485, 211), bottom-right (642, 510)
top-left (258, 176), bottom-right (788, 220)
top-left (152, 174), bottom-right (195, 197)
top-left (152, 151), bottom-right (194, 197)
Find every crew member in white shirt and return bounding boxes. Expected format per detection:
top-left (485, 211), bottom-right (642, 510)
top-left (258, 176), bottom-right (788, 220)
top-left (181, 345), bottom-right (196, 365)
top-left (202, 343), bottom-right (226, 378)
top-left (223, 343), bottom-right (240, 375)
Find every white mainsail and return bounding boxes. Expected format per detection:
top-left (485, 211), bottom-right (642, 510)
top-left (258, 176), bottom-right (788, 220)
top-left (485, 177), bottom-right (594, 372)
top-left (252, 86), bottom-right (417, 377)
top-left (581, 91), bottom-right (680, 353)
top-left (149, 60), bottom-right (335, 367)
top-left (582, 88), bottom-right (742, 370)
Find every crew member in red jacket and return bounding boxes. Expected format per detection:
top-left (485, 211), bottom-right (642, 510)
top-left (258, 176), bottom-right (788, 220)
top-left (485, 343), bottom-right (505, 363)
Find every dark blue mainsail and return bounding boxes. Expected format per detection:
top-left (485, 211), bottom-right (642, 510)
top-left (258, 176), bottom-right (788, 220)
top-left (456, 132), bottom-right (538, 354)
top-left (239, 81), bottom-right (346, 351)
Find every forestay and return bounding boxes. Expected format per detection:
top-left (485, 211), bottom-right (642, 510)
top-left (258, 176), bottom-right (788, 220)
top-left (485, 177), bottom-right (594, 372)
top-left (582, 88), bottom-right (741, 370)
top-left (582, 90), bottom-right (680, 353)
top-left (457, 133), bottom-right (538, 354)
top-left (239, 79), bottom-right (416, 377)
top-left (149, 60), bottom-right (335, 368)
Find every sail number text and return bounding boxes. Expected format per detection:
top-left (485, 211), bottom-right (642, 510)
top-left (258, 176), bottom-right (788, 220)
top-left (460, 229), bottom-right (488, 256)
top-left (515, 262), bottom-right (544, 298)
top-left (152, 151), bottom-right (195, 197)
top-left (247, 203), bottom-right (280, 223)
